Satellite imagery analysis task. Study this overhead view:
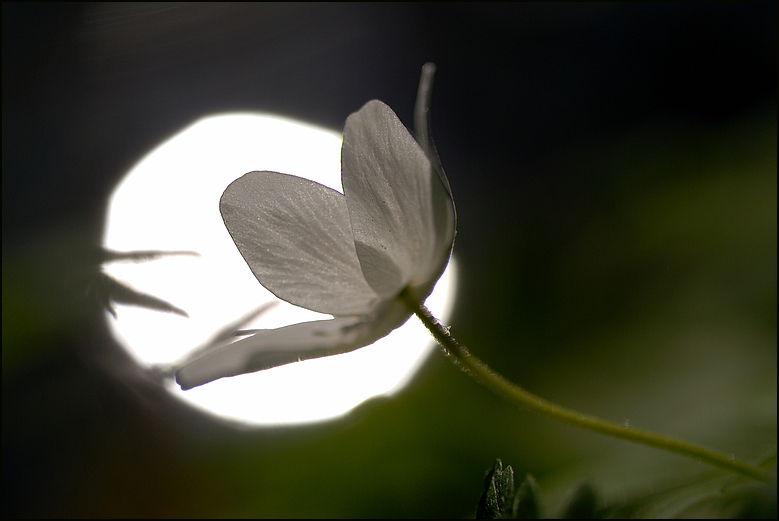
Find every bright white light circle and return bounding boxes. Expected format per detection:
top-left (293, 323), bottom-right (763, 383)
top-left (102, 113), bottom-right (457, 426)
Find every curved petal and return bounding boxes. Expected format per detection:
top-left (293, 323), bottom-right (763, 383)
top-left (411, 63), bottom-right (457, 300)
top-left (176, 300), bottom-right (411, 390)
top-left (220, 171), bottom-right (380, 315)
top-left (341, 101), bottom-right (438, 298)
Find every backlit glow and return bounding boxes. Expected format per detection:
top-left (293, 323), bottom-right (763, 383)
top-left (103, 113), bottom-right (456, 426)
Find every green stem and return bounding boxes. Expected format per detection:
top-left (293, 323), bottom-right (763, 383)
top-left (398, 288), bottom-right (776, 484)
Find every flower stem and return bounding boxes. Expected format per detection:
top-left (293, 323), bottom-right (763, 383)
top-left (398, 288), bottom-right (776, 484)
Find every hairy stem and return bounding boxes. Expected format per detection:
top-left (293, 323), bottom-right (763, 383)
top-left (398, 287), bottom-right (775, 484)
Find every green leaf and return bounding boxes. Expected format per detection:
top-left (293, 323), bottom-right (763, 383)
top-left (560, 482), bottom-right (601, 519)
top-left (512, 474), bottom-right (541, 519)
top-left (477, 459), bottom-right (516, 519)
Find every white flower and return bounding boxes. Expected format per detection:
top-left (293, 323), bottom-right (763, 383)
top-left (176, 92), bottom-right (454, 390)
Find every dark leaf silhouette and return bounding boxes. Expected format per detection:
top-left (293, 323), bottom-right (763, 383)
top-left (90, 249), bottom-right (199, 318)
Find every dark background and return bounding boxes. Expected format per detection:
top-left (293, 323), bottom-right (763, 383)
top-left (3, 3), bottom-right (776, 517)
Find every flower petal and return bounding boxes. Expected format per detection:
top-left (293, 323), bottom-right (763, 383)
top-left (221, 171), bottom-right (380, 315)
top-left (411, 63), bottom-right (457, 299)
top-left (175, 300), bottom-right (411, 389)
top-left (341, 100), bottom-right (438, 298)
